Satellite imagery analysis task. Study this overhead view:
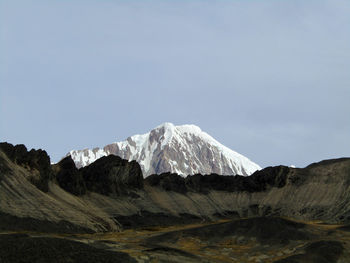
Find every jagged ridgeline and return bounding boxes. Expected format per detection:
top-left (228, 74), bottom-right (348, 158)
top-left (1, 141), bottom-right (350, 234)
top-left (2, 142), bottom-right (350, 262)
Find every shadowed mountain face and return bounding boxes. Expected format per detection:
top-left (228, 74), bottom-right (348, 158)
top-left (80, 155), bottom-right (143, 195)
top-left (54, 156), bottom-right (86, 195)
top-left (1, 142), bottom-right (350, 262)
top-left (0, 142), bottom-right (52, 192)
top-left (145, 165), bottom-right (289, 194)
top-left (2, 142), bottom-right (350, 232)
top-left (54, 155), bottom-right (143, 196)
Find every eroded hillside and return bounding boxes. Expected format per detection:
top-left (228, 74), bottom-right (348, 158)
top-left (1, 142), bottom-right (350, 262)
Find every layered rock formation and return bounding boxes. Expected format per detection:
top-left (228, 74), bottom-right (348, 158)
top-left (1, 142), bottom-right (350, 234)
top-left (0, 143), bottom-right (118, 233)
top-left (0, 142), bottom-right (52, 192)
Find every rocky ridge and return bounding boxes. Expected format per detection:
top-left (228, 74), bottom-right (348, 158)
top-left (1, 142), bottom-right (350, 263)
top-left (1, 142), bottom-right (350, 233)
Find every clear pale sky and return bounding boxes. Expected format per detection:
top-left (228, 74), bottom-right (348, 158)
top-left (1, 0), bottom-right (349, 168)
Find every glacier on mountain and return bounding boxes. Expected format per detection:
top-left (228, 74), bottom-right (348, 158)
top-left (68, 123), bottom-right (261, 177)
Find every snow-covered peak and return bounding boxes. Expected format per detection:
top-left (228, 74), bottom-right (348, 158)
top-left (177, 124), bottom-right (202, 134)
top-left (68, 123), bottom-right (261, 177)
top-left (155, 122), bottom-right (176, 130)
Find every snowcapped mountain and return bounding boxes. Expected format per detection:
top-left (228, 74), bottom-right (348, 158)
top-left (68, 123), bottom-right (261, 177)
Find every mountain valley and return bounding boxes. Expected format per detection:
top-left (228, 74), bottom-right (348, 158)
top-left (1, 142), bottom-right (350, 262)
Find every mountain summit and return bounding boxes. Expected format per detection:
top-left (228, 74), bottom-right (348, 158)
top-left (68, 123), bottom-right (261, 177)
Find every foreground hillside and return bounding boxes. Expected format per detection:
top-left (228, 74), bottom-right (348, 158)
top-left (2, 217), bottom-right (350, 263)
top-left (1, 142), bottom-right (350, 262)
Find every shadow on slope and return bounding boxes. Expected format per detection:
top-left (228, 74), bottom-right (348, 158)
top-left (275, 240), bottom-right (344, 263)
top-left (0, 212), bottom-right (93, 234)
top-left (146, 217), bottom-right (313, 246)
top-left (0, 234), bottom-right (136, 263)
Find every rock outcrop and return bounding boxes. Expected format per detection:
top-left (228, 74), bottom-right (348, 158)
top-left (53, 155), bottom-right (143, 196)
top-left (80, 155), bottom-right (143, 196)
top-left (145, 165), bottom-right (289, 194)
top-left (53, 156), bottom-right (86, 196)
top-left (1, 142), bottom-right (350, 233)
top-left (0, 142), bottom-right (52, 192)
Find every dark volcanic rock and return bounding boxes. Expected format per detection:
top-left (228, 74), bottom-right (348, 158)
top-left (54, 156), bottom-right (86, 195)
top-left (249, 165), bottom-right (289, 188)
top-left (80, 155), bottom-right (143, 195)
top-left (1, 142), bottom-right (144, 197)
top-left (185, 173), bottom-right (256, 193)
top-left (145, 165), bottom-right (290, 194)
top-left (54, 153), bottom-right (145, 196)
top-left (2, 141), bottom-right (350, 233)
top-left (0, 142), bottom-right (52, 192)
top-left (146, 172), bottom-right (187, 193)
